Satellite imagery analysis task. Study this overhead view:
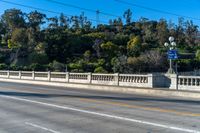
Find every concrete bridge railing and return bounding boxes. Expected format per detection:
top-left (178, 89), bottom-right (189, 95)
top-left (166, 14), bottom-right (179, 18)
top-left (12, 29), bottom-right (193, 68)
top-left (0, 71), bottom-right (154, 88)
top-left (0, 71), bottom-right (200, 92)
top-left (178, 75), bottom-right (200, 91)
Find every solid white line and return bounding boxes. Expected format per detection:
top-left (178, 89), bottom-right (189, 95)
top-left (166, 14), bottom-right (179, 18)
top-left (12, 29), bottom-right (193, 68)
top-left (1, 95), bottom-right (199, 133)
top-left (25, 122), bottom-right (60, 133)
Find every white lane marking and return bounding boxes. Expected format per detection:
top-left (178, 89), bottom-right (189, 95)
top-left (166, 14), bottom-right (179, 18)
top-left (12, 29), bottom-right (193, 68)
top-left (25, 122), bottom-right (60, 133)
top-left (1, 95), bottom-right (199, 133)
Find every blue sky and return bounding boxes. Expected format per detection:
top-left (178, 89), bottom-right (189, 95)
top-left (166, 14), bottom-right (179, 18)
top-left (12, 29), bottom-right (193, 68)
top-left (0, 0), bottom-right (200, 27)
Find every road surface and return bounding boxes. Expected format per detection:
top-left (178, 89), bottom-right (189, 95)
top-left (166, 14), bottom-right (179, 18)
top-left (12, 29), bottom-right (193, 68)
top-left (0, 82), bottom-right (199, 133)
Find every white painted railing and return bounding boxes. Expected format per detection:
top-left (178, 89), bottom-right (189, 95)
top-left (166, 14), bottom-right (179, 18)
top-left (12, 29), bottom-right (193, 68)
top-left (1, 71), bottom-right (199, 91)
top-left (0, 71), bottom-right (154, 88)
top-left (178, 76), bottom-right (200, 91)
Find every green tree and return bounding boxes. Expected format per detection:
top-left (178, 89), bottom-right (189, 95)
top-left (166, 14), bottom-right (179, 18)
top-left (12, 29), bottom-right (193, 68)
top-left (94, 66), bottom-right (107, 73)
top-left (127, 36), bottom-right (142, 57)
top-left (123, 9), bottom-right (132, 25)
top-left (156, 19), bottom-right (169, 46)
top-left (101, 41), bottom-right (118, 58)
top-left (27, 11), bottom-right (46, 30)
top-left (2, 9), bottom-right (25, 31)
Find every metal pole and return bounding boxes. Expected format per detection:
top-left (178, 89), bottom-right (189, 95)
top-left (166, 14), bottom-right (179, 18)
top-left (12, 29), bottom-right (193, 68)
top-left (170, 59), bottom-right (172, 73)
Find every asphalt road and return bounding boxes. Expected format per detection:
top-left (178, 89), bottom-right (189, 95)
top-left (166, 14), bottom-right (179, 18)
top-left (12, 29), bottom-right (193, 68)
top-left (0, 82), bottom-right (200, 133)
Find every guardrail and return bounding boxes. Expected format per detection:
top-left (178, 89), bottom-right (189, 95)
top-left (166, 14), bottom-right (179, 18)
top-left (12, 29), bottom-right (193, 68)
top-left (0, 71), bottom-right (153, 88)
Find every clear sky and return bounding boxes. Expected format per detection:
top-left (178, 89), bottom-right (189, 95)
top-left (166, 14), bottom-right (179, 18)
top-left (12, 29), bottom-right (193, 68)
top-left (0, 0), bottom-right (200, 27)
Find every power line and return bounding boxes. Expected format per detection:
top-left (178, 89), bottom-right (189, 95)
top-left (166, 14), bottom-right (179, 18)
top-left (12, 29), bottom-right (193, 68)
top-left (0, 0), bottom-right (109, 24)
top-left (115, 0), bottom-right (200, 21)
top-left (45, 0), bottom-right (120, 18)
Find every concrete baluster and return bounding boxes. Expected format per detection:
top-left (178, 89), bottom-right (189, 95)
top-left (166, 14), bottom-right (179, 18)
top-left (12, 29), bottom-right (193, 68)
top-left (32, 71), bottom-right (35, 80)
top-left (7, 70), bottom-right (10, 78)
top-left (88, 72), bottom-right (92, 84)
top-left (66, 72), bottom-right (69, 82)
top-left (19, 71), bottom-right (22, 79)
top-left (48, 71), bottom-right (51, 81)
top-left (114, 73), bottom-right (119, 86)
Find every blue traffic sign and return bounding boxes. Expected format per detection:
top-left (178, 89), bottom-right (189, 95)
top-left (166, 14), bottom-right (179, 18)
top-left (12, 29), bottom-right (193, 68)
top-left (168, 50), bottom-right (178, 59)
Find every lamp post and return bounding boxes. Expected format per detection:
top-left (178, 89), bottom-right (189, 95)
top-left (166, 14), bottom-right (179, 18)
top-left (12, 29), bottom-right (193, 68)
top-left (164, 36), bottom-right (177, 74)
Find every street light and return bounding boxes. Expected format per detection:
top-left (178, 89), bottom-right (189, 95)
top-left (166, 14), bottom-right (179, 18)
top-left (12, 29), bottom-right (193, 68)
top-left (164, 36), bottom-right (177, 74)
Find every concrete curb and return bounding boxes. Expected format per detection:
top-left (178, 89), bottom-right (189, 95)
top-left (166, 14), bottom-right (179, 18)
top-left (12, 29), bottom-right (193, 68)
top-left (0, 78), bottom-right (200, 99)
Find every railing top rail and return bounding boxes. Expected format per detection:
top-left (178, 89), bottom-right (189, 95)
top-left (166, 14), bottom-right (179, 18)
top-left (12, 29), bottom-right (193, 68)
top-left (34, 72), bottom-right (49, 74)
top-left (119, 74), bottom-right (148, 77)
top-left (51, 72), bottom-right (66, 74)
top-left (9, 71), bottom-right (19, 73)
top-left (92, 73), bottom-right (115, 76)
top-left (21, 71), bottom-right (33, 73)
top-left (70, 73), bottom-right (89, 75)
top-left (0, 70), bottom-right (8, 72)
top-left (179, 75), bottom-right (200, 78)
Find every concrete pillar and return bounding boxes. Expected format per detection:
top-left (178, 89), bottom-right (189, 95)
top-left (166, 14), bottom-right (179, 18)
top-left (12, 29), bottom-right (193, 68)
top-left (32, 71), bottom-right (35, 80)
top-left (19, 71), bottom-right (22, 79)
top-left (147, 74), bottom-right (154, 88)
top-left (7, 70), bottom-right (10, 78)
top-left (169, 74), bottom-right (178, 90)
top-left (48, 71), bottom-right (51, 81)
top-left (66, 72), bottom-right (69, 82)
top-left (88, 72), bottom-right (92, 84)
top-left (114, 73), bottom-right (119, 86)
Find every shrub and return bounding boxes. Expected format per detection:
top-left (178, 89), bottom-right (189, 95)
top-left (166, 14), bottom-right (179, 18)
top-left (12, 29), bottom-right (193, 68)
top-left (29, 63), bottom-right (46, 71)
top-left (28, 52), bottom-right (49, 64)
top-left (94, 66), bottom-right (108, 73)
top-left (52, 60), bottom-right (65, 72)
top-left (0, 63), bottom-right (8, 70)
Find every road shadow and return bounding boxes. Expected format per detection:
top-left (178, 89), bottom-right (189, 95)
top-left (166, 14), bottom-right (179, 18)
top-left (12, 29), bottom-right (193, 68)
top-left (0, 91), bottom-right (200, 105)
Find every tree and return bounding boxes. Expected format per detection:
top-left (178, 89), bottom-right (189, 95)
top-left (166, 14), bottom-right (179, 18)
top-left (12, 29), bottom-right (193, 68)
top-left (185, 20), bottom-right (198, 47)
top-left (156, 19), bottom-right (169, 46)
top-left (140, 50), bottom-right (167, 72)
top-left (71, 16), bottom-right (80, 30)
top-left (27, 11), bottom-right (46, 30)
top-left (8, 28), bottom-right (28, 49)
top-left (94, 66), bottom-right (107, 73)
top-left (2, 9), bottom-right (25, 31)
top-left (101, 41), bottom-right (118, 58)
top-left (48, 17), bottom-right (59, 29)
top-left (59, 13), bottom-right (69, 28)
top-left (196, 50), bottom-right (200, 61)
top-left (123, 9), bottom-right (132, 25)
top-left (175, 18), bottom-right (186, 48)
top-left (127, 36), bottom-right (142, 57)
top-left (0, 8), bottom-right (200, 73)
top-left (83, 50), bottom-right (91, 62)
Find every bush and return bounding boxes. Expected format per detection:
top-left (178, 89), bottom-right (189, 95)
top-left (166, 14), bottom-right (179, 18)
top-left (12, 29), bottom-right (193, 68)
top-left (196, 50), bottom-right (200, 61)
top-left (0, 63), bottom-right (8, 70)
top-left (94, 66), bottom-right (108, 73)
top-left (28, 52), bottom-right (49, 64)
top-left (51, 60), bottom-right (65, 72)
top-left (10, 64), bottom-right (21, 70)
top-left (29, 63), bottom-right (46, 71)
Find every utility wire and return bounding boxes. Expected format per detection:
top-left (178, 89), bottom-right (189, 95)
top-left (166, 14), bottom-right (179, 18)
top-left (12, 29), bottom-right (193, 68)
top-left (115, 0), bottom-right (200, 21)
top-left (0, 0), bottom-right (109, 24)
top-left (45, 0), bottom-right (120, 18)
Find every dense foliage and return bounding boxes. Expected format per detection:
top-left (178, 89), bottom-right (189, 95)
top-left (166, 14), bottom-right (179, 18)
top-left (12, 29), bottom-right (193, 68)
top-left (0, 8), bottom-right (200, 73)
